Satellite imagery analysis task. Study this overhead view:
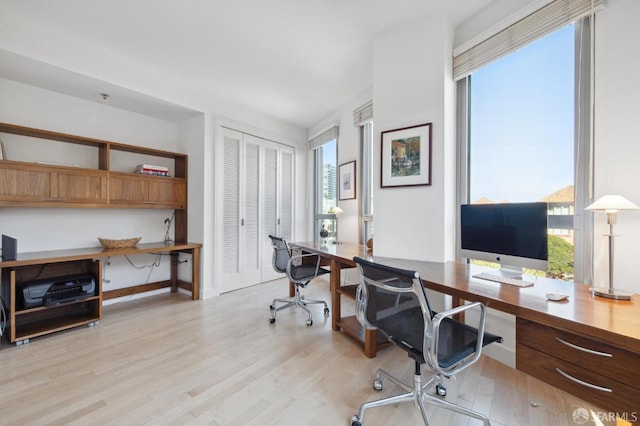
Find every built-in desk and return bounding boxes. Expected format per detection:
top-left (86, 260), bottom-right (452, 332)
top-left (289, 241), bottom-right (640, 416)
top-left (0, 241), bottom-right (201, 344)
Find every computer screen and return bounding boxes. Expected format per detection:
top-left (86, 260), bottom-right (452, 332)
top-left (459, 202), bottom-right (548, 273)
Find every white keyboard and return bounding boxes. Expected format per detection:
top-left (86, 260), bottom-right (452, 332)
top-left (473, 272), bottom-right (534, 287)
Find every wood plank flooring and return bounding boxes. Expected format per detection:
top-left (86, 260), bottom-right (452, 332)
top-left (0, 278), bottom-right (613, 425)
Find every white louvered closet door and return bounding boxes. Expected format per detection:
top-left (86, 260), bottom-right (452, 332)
top-left (261, 142), bottom-right (295, 282)
top-left (262, 141), bottom-right (280, 281)
top-left (223, 129), bottom-right (242, 290)
top-left (222, 127), bottom-right (295, 289)
top-left (242, 135), bottom-right (262, 286)
top-left (279, 145), bottom-right (294, 242)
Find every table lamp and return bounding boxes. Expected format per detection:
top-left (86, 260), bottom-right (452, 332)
top-left (586, 195), bottom-right (639, 300)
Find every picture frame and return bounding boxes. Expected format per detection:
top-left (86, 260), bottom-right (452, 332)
top-left (381, 122), bottom-right (432, 188)
top-left (339, 160), bottom-right (356, 200)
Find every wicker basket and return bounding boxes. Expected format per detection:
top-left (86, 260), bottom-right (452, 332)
top-left (98, 236), bottom-right (141, 249)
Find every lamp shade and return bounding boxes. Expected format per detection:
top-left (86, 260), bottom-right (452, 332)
top-left (585, 195), bottom-right (639, 213)
top-left (329, 206), bottom-right (344, 214)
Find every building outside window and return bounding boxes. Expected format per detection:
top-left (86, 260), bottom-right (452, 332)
top-left (314, 137), bottom-right (338, 244)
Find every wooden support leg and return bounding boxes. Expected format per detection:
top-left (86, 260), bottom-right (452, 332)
top-left (171, 252), bottom-right (178, 293)
top-left (331, 260), bottom-right (341, 331)
top-left (191, 247), bottom-right (200, 300)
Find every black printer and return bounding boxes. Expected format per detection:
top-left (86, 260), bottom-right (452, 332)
top-left (18, 273), bottom-right (96, 309)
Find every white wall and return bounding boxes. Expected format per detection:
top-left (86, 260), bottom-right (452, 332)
top-left (592, 0), bottom-right (640, 294)
top-left (372, 14), bottom-right (456, 263)
top-left (0, 11), bottom-right (308, 299)
top-left (0, 78), bottom-right (183, 294)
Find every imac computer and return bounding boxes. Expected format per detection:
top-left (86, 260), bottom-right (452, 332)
top-left (460, 202), bottom-right (548, 286)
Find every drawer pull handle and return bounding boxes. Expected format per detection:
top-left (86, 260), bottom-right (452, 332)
top-left (556, 368), bottom-right (612, 393)
top-left (556, 337), bottom-right (612, 357)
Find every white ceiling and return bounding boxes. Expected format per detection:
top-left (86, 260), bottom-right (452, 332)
top-left (0, 0), bottom-right (495, 128)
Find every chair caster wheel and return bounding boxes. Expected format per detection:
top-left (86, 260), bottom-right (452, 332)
top-left (269, 304), bottom-right (275, 310)
top-left (323, 307), bottom-right (330, 317)
top-left (269, 318), bottom-right (276, 324)
top-left (306, 319), bottom-right (313, 326)
top-left (351, 415), bottom-right (362, 426)
top-left (373, 379), bottom-right (383, 391)
top-left (436, 383), bottom-right (447, 397)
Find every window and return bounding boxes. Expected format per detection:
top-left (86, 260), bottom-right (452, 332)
top-left (310, 128), bottom-right (338, 244)
top-left (360, 121), bottom-right (374, 243)
top-left (354, 101), bottom-right (374, 244)
top-left (457, 17), bottom-right (593, 282)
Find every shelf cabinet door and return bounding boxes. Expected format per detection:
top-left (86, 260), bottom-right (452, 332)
top-left (108, 173), bottom-right (186, 209)
top-left (149, 179), bottom-right (186, 207)
top-left (0, 161), bottom-right (108, 206)
top-left (53, 169), bottom-right (107, 203)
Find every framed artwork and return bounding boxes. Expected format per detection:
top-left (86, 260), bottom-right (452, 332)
top-left (381, 122), bottom-right (432, 188)
top-left (339, 160), bottom-right (356, 200)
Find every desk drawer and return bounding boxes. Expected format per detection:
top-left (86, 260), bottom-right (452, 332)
top-left (517, 318), bottom-right (640, 388)
top-left (517, 343), bottom-right (640, 415)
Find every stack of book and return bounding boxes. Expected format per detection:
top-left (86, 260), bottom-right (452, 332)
top-left (135, 164), bottom-right (170, 177)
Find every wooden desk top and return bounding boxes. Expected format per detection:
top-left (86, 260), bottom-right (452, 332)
top-left (288, 241), bottom-right (372, 265)
top-left (0, 241), bottom-right (202, 268)
top-left (290, 241), bottom-right (640, 354)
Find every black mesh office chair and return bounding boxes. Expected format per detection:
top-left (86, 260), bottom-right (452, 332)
top-left (268, 235), bottom-right (330, 326)
top-left (350, 257), bottom-right (502, 426)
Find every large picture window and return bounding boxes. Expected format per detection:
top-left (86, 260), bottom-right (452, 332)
top-left (310, 128), bottom-right (338, 244)
top-left (457, 18), bottom-right (593, 282)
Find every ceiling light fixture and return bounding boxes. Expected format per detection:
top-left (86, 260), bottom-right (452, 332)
top-left (100, 93), bottom-right (110, 101)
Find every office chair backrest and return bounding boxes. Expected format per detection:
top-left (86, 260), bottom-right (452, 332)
top-left (269, 235), bottom-right (290, 274)
top-left (354, 257), bottom-right (434, 361)
top-left (354, 256), bottom-right (496, 376)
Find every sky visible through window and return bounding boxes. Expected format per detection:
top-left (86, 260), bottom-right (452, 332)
top-left (469, 24), bottom-right (575, 203)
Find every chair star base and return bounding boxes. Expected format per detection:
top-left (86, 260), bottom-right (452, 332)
top-left (269, 285), bottom-right (329, 326)
top-left (351, 361), bottom-right (491, 426)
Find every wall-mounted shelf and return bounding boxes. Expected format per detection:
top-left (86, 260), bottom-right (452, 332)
top-left (0, 122), bottom-right (188, 241)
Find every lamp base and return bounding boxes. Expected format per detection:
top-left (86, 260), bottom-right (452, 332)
top-left (591, 286), bottom-right (633, 301)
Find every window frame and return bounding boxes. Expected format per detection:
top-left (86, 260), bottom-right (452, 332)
top-left (359, 121), bottom-right (374, 244)
top-left (313, 138), bottom-right (338, 244)
top-left (455, 17), bottom-right (593, 283)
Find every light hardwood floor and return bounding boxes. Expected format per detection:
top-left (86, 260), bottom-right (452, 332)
top-left (0, 278), bottom-right (611, 425)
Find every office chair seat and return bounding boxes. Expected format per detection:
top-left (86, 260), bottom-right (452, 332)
top-left (268, 235), bottom-right (330, 326)
top-left (350, 257), bottom-right (502, 426)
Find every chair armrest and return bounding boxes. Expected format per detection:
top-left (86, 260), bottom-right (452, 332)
top-left (427, 301), bottom-right (487, 377)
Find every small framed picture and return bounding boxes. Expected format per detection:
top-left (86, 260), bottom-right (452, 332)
top-left (339, 160), bottom-right (356, 200)
top-left (381, 122), bottom-right (432, 188)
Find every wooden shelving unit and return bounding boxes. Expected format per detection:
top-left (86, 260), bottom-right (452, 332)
top-left (0, 122), bottom-right (188, 241)
top-left (0, 122), bottom-right (200, 344)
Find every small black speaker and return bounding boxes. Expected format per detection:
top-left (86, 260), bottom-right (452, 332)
top-left (1, 234), bottom-right (17, 261)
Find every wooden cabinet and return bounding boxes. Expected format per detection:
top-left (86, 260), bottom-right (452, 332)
top-left (3, 259), bottom-right (102, 345)
top-left (0, 122), bottom-right (189, 239)
top-left (109, 172), bottom-right (186, 209)
top-left (516, 317), bottom-right (640, 415)
top-left (0, 160), bottom-right (108, 206)
top-left (0, 242), bottom-right (201, 344)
